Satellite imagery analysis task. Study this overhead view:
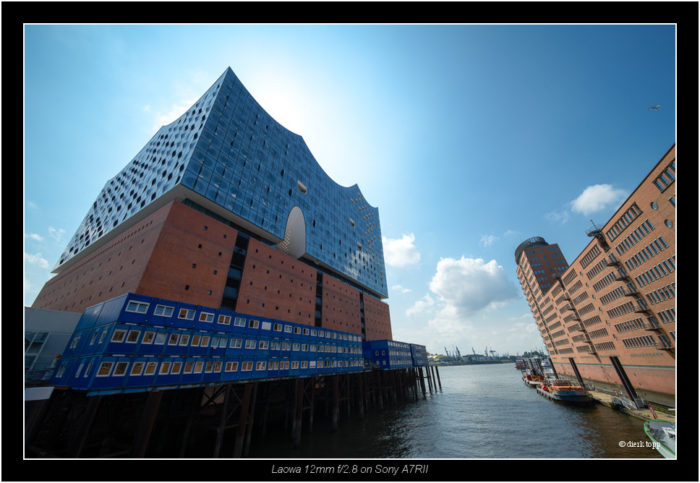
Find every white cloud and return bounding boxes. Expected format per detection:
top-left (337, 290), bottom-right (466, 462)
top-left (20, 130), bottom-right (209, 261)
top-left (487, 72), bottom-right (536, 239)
top-left (382, 233), bottom-right (421, 267)
top-left (429, 256), bottom-right (519, 318)
top-left (571, 184), bottom-right (628, 216)
top-left (48, 226), bottom-right (65, 243)
top-left (480, 234), bottom-right (498, 247)
top-left (25, 233), bottom-right (44, 242)
top-left (24, 252), bottom-right (50, 269)
top-left (545, 209), bottom-right (570, 224)
top-left (391, 284), bottom-right (412, 294)
top-left (406, 294), bottom-right (436, 317)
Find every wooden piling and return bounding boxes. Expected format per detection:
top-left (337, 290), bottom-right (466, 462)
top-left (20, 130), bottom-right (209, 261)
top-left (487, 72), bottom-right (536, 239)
top-left (233, 383), bottom-right (253, 458)
top-left (131, 391), bottom-right (163, 458)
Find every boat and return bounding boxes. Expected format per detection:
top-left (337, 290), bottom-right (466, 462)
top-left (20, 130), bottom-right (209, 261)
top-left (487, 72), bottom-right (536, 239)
top-left (644, 419), bottom-right (676, 459)
top-left (522, 372), bottom-right (545, 387)
top-left (536, 378), bottom-right (593, 405)
top-left (514, 358), bottom-right (526, 370)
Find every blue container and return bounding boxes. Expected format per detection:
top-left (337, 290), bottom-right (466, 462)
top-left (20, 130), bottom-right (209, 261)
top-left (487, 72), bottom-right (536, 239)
top-left (193, 305), bottom-right (217, 331)
top-left (152, 357), bottom-right (185, 386)
top-left (104, 323), bottom-right (146, 355)
top-left (64, 356), bottom-right (100, 390)
top-left (210, 333), bottom-right (229, 356)
top-left (135, 327), bottom-right (167, 356)
top-left (75, 301), bottom-right (106, 331)
top-left (122, 357), bottom-right (158, 389)
top-left (188, 331), bottom-right (213, 357)
top-left (162, 329), bottom-right (192, 356)
top-left (201, 358), bottom-right (224, 383)
top-left (90, 355), bottom-right (132, 390)
top-left (180, 358), bottom-right (206, 385)
top-left (220, 357), bottom-right (243, 382)
top-left (118, 294), bottom-right (154, 325)
top-left (49, 357), bottom-right (77, 386)
top-left (150, 299), bottom-right (184, 328)
top-left (251, 357), bottom-right (269, 379)
top-left (225, 334), bottom-right (244, 358)
top-left (214, 310), bottom-right (235, 333)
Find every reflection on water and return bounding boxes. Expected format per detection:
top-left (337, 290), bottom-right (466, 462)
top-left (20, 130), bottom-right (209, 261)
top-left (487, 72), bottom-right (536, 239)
top-left (248, 363), bottom-right (662, 459)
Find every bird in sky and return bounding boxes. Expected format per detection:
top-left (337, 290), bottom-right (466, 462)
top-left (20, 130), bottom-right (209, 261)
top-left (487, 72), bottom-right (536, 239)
top-left (648, 104), bottom-right (661, 111)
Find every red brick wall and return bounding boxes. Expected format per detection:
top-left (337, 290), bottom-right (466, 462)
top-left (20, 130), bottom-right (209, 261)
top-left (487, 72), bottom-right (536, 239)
top-left (321, 275), bottom-right (362, 335)
top-left (32, 203), bottom-right (172, 312)
top-left (363, 293), bottom-right (392, 341)
top-left (32, 201), bottom-right (238, 312)
top-left (136, 201), bottom-right (237, 307)
top-left (235, 237), bottom-right (317, 325)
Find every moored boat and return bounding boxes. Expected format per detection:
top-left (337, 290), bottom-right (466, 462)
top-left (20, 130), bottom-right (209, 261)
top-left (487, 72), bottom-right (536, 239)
top-left (522, 372), bottom-right (545, 387)
top-left (537, 378), bottom-right (593, 405)
top-left (644, 420), bottom-right (676, 459)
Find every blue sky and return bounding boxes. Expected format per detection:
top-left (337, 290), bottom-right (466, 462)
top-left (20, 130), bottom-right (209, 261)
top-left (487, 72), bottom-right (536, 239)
top-left (24, 25), bottom-right (675, 355)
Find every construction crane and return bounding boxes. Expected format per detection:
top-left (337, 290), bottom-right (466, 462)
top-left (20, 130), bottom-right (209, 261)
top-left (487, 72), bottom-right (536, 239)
top-left (455, 346), bottom-right (461, 358)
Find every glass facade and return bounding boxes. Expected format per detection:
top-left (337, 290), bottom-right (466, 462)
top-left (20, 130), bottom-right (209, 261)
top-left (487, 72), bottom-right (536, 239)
top-left (57, 67), bottom-right (388, 298)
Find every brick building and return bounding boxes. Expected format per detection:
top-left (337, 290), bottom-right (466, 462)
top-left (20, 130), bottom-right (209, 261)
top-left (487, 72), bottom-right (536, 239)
top-left (32, 67), bottom-right (392, 342)
top-left (516, 145), bottom-right (676, 406)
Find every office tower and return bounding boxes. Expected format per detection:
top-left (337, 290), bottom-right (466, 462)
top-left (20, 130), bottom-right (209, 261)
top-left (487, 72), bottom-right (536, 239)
top-left (32, 67), bottom-right (392, 341)
top-left (515, 145), bottom-right (676, 406)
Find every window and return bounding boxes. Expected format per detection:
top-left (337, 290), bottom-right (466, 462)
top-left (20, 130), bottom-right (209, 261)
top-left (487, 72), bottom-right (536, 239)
top-left (183, 361), bottom-right (194, 374)
top-left (191, 334), bottom-right (201, 346)
top-left (179, 334), bottom-right (191, 346)
top-left (301, 361), bottom-right (308, 369)
top-left (204, 361), bottom-right (213, 373)
top-left (89, 331), bottom-right (99, 345)
top-left (168, 334), bottom-right (180, 346)
top-left (273, 323), bottom-right (282, 331)
top-left (255, 361), bottom-right (267, 371)
top-left (213, 361), bottom-right (223, 373)
top-left (171, 362), bottom-right (183, 374)
top-left (111, 330), bottom-right (127, 343)
top-left (211, 337), bottom-right (220, 348)
top-left (245, 339), bottom-right (256, 349)
top-left (113, 362), bottom-right (129, 377)
top-left (97, 362), bottom-right (114, 377)
top-left (199, 312), bottom-right (214, 323)
top-left (294, 327), bottom-right (301, 335)
top-left (193, 361), bottom-right (204, 373)
top-left (291, 361), bottom-right (299, 369)
top-left (303, 328), bottom-right (310, 335)
top-left (241, 361), bottom-right (253, 371)
top-left (293, 343), bottom-right (300, 351)
top-left (126, 301), bottom-right (149, 314)
top-left (302, 344), bottom-right (308, 352)
top-left (200, 335), bottom-right (210, 347)
top-left (218, 315), bottom-right (231, 326)
top-left (159, 361), bottom-right (172, 374)
top-left (69, 335), bottom-right (81, 350)
top-left (664, 219), bottom-right (673, 228)
top-left (249, 320), bottom-right (260, 329)
top-left (230, 338), bottom-right (242, 349)
top-left (234, 317), bottom-right (246, 327)
top-left (83, 361), bottom-right (94, 378)
top-left (126, 330), bottom-right (141, 343)
top-left (98, 330), bottom-right (107, 344)
top-left (154, 304), bottom-right (174, 317)
top-left (284, 325), bottom-right (292, 333)
top-left (218, 338), bottom-right (227, 348)
top-left (131, 362), bottom-right (145, 376)
top-left (178, 308), bottom-right (196, 320)
top-left (261, 321), bottom-right (271, 330)
top-left (259, 340), bottom-right (269, 350)
top-left (225, 361), bottom-right (239, 372)
top-left (144, 362), bottom-right (158, 375)
top-left (142, 331), bottom-right (155, 344)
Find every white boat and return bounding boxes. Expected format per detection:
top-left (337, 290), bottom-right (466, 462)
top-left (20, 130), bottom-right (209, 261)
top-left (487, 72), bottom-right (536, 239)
top-left (644, 420), bottom-right (676, 459)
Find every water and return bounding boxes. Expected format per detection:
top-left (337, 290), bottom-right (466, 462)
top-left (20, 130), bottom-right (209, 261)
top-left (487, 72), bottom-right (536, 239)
top-left (248, 363), bottom-right (662, 458)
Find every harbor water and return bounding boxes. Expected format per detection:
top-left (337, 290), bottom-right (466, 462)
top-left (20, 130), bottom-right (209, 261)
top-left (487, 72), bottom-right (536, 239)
top-left (248, 363), bottom-right (662, 458)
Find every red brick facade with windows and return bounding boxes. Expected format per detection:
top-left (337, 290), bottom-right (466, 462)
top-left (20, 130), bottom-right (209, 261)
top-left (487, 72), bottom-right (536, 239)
top-left (32, 201), bottom-right (237, 312)
top-left (363, 293), bottom-right (392, 341)
top-left (235, 237), bottom-right (317, 326)
top-left (34, 199), bottom-right (396, 344)
top-left (517, 145), bottom-right (676, 405)
top-left (321, 275), bottom-right (362, 335)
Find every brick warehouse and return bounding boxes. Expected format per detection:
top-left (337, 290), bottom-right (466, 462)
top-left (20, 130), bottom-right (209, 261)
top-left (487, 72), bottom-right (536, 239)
top-left (516, 145), bottom-right (676, 407)
top-left (31, 66), bottom-right (392, 342)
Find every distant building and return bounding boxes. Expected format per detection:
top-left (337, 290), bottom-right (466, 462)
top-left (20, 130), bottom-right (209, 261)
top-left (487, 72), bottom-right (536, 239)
top-left (31, 66), bottom-right (392, 342)
top-left (515, 145), bottom-right (676, 407)
top-left (25, 307), bottom-right (81, 385)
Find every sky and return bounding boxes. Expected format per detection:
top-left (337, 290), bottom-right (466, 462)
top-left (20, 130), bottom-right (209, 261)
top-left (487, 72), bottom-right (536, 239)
top-left (24, 24), bottom-right (676, 356)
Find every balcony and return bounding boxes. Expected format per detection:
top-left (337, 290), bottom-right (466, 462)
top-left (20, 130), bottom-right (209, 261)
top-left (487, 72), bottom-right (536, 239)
top-left (644, 318), bottom-right (662, 331)
top-left (614, 267), bottom-right (631, 282)
top-left (633, 299), bottom-right (651, 314)
top-left (567, 323), bottom-right (584, 332)
top-left (606, 254), bottom-right (621, 267)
